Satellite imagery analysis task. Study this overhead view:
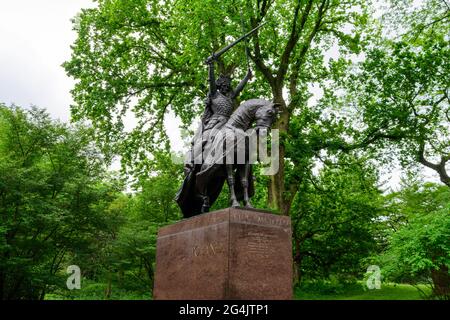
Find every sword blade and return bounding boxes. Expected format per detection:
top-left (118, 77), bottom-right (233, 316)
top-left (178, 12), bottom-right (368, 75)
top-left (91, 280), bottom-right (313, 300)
top-left (213, 21), bottom-right (267, 59)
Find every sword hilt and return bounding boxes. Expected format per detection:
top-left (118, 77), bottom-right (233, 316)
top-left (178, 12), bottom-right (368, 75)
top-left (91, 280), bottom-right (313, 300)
top-left (204, 53), bottom-right (217, 65)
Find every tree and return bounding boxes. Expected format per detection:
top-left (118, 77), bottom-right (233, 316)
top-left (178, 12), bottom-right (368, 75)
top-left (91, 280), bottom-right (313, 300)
top-left (112, 172), bottom-right (182, 297)
top-left (59, 152), bottom-right (182, 300)
top-left (380, 183), bottom-right (450, 299)
top-left (64, 0), bottom-right (372, 213)
top-left (0, 104), bottom-right (122, 299)
top-left (343, 40), bottom-right (449, 185)
top-left (319, 0), bottom-right (450, 297)
top-left (290, 155), bottom-right (384, 284)
top-left (325, 0), bottom-right (449, 186)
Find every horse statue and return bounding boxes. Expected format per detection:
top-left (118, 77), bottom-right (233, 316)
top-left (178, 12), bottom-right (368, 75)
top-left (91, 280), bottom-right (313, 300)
top-left (175, 98), bottom-right (278, 218)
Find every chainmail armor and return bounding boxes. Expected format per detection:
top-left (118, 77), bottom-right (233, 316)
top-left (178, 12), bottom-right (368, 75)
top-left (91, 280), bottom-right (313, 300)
top-left (211, 92), bottom-right (233, 117)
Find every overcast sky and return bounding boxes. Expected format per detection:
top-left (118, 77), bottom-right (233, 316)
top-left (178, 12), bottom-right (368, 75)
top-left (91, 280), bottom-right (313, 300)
top-left (0, 0), bottom-right (96, 121)
top-left (0, 0), bottom-right (439, 189)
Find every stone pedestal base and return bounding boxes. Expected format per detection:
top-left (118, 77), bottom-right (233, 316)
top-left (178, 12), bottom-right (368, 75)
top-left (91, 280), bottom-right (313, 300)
top-left (153, 207), bottom-right (292, 300)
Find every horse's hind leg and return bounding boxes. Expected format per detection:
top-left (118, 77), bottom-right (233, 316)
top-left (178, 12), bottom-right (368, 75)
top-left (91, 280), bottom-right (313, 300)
top-left (201, 195), bottom-right (210, 213)
top-left (240, 163), bottom-right (253, 208)
top-left (226, 164), bottom-right (240, 207)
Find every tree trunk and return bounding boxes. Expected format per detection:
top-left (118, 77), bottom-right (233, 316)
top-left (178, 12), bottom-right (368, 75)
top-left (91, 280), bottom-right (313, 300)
top-left (268, 94), bottom-right (291, 215)
top-left (431, 265), bottom-right (450, 299)
top-left (0, 270), bottom-right (4, 300)
top-left (7, 275), bottom-right (24, 300)
top-left (294, 259), bottom-right (303, 287)
top-left (39, 287), bottom-right (46, 300)
top-left (292, 232), bottom-right (303, 286)
top-left (104, 274), bottom-right (112, 300)
top-left (118, 269), bottom-right (124, 287)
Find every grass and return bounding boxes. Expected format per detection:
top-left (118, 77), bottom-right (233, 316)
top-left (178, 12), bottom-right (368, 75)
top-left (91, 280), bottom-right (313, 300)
top-left (294, 282), bottom-right (432, 300)
top-left (44, 280), bottom-right (152, 300)
top-left (44, 279), bottom-right (432, 300)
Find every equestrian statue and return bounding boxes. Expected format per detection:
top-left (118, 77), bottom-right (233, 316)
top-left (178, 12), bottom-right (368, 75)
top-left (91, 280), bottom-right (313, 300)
top-left (174, 22), bottom-right (278, 218)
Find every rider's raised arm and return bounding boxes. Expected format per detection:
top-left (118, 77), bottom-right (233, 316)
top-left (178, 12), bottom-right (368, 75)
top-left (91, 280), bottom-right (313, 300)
top-left (232, 68), bottom-right (252, 99)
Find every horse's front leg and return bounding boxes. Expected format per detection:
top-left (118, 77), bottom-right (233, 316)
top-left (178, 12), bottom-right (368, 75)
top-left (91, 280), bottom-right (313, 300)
top-left (226, 164), bottom-right (240, 207)
top-left (240, 163), bottom-right (253, 208)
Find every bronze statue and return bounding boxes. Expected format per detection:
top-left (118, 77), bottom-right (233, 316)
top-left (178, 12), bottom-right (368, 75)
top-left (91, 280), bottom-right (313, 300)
top-left (176, 98), bottom-right (277, 217)
top-left (196, 99), bottom-right (278, 209)
top-left (175, 22), bottom-right (277, 218)
top-left (187, 57), bottom-right (252, 176)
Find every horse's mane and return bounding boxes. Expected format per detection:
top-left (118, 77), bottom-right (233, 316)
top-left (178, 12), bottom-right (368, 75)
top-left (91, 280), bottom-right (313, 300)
top-left (235, 98), bottom-right (270, 114)
top-left (228, 98), bottom-right (270, 129)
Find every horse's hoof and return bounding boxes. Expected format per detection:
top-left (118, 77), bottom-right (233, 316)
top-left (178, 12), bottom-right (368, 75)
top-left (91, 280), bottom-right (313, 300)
top-left (231, 201), bottom-right (240, 208)
top-left (245, 203), bottom-right (253, 209)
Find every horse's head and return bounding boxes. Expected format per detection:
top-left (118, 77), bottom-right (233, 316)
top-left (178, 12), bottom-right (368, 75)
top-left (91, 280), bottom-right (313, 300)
top-left (254, 102), bottom-right (279, 130)
top-left (228, 99), bottom-right (279, 131)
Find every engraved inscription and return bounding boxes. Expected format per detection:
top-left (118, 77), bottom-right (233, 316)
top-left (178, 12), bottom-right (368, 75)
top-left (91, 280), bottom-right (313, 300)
top-left (246, 232), bottom-right (278, 260)
top-left (233, 212), bottom-right (290, 228)
top-left (192, 241), bottom-right (225, 258)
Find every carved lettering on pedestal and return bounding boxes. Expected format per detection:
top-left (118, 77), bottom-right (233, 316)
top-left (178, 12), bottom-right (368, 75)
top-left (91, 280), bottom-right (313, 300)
top-left (233, 212), bottom-right (290, 228)
top-left (246, 232), bottom-right (278, 260)
top-left (192, 241), bottom-right (225, 258)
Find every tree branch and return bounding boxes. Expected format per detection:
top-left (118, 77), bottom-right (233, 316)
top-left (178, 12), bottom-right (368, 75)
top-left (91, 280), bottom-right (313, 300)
top-left (276, 0), bottom-right (313, 82)
top-left (418, 141), bottom-right (450, 187)
top-left (288, 0), bottom-right (328, 105)
top-left (248, 5), bottom-right (276, 87)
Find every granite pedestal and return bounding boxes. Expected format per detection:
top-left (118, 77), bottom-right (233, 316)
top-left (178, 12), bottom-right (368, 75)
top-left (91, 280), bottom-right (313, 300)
top-left (153, 207), bottom-right (292, 300)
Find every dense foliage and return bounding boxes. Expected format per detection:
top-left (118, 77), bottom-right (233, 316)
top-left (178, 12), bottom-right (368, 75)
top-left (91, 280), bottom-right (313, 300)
top-left (378, 183), bottom-right (450, 299)
top-left (0, 105), bottom-right (181, 299)
top-left (1, 0), bottom-right (448, 300)
top-left (0, 105), bottom-right (120, 299)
